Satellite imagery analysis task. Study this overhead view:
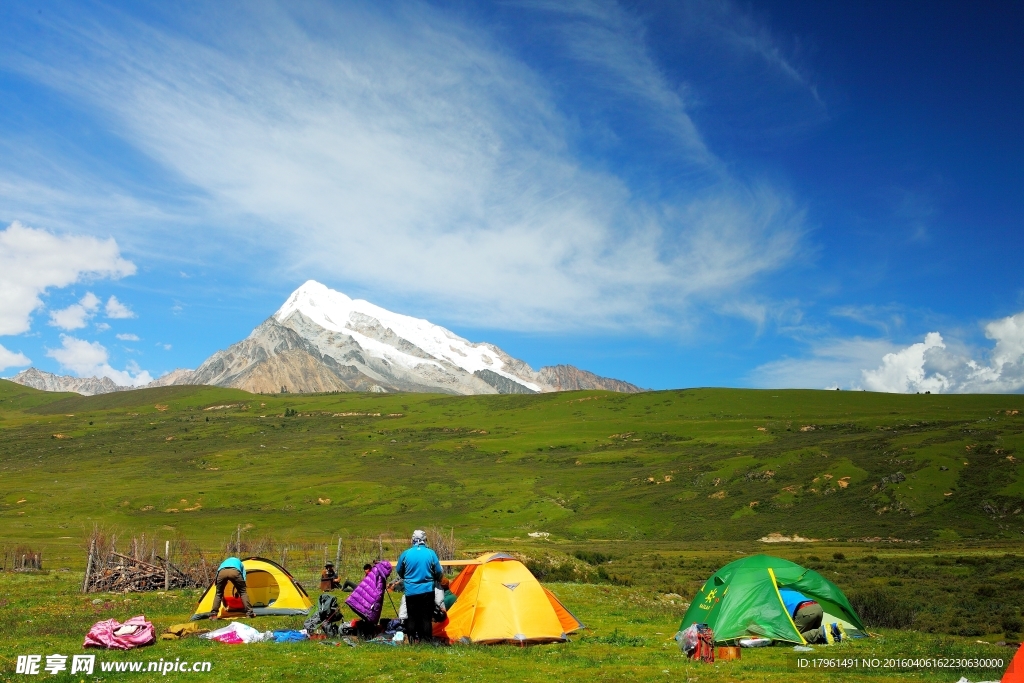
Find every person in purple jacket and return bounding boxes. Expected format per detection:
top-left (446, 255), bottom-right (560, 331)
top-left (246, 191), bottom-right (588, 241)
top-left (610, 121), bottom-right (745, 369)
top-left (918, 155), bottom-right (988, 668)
top-left (344, 560), bottom-right (393, 628)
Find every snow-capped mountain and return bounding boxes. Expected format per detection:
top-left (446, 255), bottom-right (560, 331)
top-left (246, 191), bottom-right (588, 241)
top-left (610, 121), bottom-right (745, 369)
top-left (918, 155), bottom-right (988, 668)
top-left (187, 281), bottom-right (642, 395)
top-left (9, 281), bottom-right (642, 396)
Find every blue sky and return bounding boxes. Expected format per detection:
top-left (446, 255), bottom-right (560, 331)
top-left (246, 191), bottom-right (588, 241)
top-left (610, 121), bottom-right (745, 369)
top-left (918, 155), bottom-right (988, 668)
top-left (0, 0), bottom-right (1021, 392)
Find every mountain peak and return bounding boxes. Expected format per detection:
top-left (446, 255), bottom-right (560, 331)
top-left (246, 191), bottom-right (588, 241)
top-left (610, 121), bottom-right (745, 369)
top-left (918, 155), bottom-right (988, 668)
top-left (18, 282), bottom-right (642, 396)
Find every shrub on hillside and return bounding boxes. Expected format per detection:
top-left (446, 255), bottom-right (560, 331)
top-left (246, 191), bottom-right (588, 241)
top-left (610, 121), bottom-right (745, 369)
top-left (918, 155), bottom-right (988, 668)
top-left (849, 588), bottom-right (916, 629)
top-left (573, 550), bottom-right (613, 565)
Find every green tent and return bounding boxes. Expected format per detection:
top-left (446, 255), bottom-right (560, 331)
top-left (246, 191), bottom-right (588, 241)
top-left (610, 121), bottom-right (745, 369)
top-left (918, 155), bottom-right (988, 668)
top-left (679, 554), bottom-right (865, 644)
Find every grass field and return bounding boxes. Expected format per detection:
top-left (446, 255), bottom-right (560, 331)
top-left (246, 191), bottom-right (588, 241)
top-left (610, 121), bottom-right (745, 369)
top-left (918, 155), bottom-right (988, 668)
top-left (0, 567), bottom-right (1016, 682)
top-left (1, 380), bottom-right (1022, 680)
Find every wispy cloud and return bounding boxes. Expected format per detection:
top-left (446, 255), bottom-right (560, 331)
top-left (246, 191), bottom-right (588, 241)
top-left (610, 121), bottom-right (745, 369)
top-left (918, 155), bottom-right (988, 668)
top-left (830, 304), bottom-right (905, 335)
top-left (1, 1), bottom-right (805, 332)
top-left (750, 337), bottom-right (898, 390)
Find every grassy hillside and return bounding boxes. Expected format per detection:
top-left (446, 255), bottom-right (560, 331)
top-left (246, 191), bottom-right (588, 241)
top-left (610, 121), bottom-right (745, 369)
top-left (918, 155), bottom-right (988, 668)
top-left (2, 379), bottom-right (1022, 547)
top-left (2, 379), bottom-right (1023, 668)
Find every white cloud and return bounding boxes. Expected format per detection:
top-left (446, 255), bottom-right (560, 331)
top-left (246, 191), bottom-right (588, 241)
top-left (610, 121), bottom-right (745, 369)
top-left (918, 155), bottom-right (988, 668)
top-left (0, 343), bottom-right (31, 372)
top-left (0, 222), bottom-right (135, 336)
top-left (104, 295), bottom-right (135, 319)
top-left (95, 322), bottom-right (111, 332)
top-left (755, 310), bottom-right (1024, 394)
top-left (116, 333), bottom-right (140, 341)
top-left (862, 332), bottom-right (950, 393)
top-left (2, 2), bottom-right (803, 332)
top-left (46, 334), bottom-right (152, 386)
top-left (48, 291), bottom-right (101, 330)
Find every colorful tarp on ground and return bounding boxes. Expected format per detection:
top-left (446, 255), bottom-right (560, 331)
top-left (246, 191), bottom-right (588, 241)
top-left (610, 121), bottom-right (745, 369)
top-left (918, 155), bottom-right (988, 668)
top-left (439, 552), bottom-right (582, 644)
top-left (679, 554), bottom-right (865, 645)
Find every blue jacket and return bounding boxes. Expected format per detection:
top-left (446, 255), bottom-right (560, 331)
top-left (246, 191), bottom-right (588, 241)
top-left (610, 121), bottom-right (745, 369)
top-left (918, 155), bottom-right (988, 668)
top-left (217, 557), bottom-right (246, 580)
top-left (395, 545), bottom-right (442, 596)
top-left (779, 588), bottom-right (815, 617)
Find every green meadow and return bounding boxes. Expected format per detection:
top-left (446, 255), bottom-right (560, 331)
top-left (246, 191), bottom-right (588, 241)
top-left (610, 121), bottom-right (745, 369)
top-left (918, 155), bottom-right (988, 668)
top-left (1, 380), bottom-right (1022, 681)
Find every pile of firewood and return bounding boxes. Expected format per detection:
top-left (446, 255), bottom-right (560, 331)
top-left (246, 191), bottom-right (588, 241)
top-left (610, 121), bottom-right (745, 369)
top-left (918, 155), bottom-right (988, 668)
top-left (81, 529), bottom-right (213, 594)
top-left (83, 551), bottom-right (207, 593)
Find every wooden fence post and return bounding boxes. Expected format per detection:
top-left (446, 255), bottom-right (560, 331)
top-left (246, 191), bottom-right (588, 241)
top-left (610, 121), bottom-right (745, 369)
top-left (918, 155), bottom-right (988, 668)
top-left (164, 541), bottom-right (170, 591)
top-left (335, 537), bottom-right (342, 569)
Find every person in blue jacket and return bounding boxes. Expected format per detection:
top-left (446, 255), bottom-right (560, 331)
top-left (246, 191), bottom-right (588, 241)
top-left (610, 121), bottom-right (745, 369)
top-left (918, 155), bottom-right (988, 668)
top-left (395, 530), bottom-right (443, 643)
top-left (779, 587), bottom-right (824, 643)
top-left (209, 557), bottom-right (255, 619)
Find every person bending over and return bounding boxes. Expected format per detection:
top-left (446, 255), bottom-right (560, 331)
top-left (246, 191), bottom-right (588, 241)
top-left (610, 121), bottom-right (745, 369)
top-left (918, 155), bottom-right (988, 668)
top-left (395, 530), bottom-right (442, 643)
top-left (210, 556), bottom-right (255, 619)
top-left (779, 587), bottom-right (824, 643)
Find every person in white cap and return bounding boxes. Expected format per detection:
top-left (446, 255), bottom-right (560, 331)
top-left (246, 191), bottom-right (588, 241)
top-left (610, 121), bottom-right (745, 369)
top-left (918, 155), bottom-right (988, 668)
top-left (395, 530), bottom-right (443, 643)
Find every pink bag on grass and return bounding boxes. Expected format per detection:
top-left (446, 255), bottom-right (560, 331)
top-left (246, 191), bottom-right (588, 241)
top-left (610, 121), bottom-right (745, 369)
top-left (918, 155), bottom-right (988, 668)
top-left (83, 615), bottom-right (155, 650)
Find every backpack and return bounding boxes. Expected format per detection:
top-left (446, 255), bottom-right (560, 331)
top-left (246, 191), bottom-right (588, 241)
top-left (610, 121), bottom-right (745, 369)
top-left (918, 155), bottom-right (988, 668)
top-left (304, 593), bottom-right (343, 636)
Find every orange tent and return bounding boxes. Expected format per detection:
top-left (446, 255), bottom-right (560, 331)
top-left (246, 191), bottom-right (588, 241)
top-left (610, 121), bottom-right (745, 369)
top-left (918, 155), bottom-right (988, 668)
top-left (437, 552), bottom-right (582, 644)
top-left (1004, 642), bottom-right (1023, 683)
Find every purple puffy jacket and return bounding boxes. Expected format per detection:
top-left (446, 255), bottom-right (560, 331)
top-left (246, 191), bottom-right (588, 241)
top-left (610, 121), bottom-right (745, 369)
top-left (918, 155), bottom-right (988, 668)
top-left (345, 561), bottom-right (393, 622)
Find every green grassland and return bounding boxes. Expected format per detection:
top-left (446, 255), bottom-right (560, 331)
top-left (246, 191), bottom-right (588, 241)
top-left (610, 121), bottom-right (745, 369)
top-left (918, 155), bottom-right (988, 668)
top-left (1, 380), bottom-right (1022, 681)
top-left (0, 567), bottom-right (1015, 683)
top-left (2, 380), bottom-right (1022, 544)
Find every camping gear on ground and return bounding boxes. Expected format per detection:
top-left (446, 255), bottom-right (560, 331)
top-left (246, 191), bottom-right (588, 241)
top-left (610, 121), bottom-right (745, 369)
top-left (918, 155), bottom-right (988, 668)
top-left (304, 593), bottom-right (344, 637)
top-left (160, 622), bottom-right (209, 641)
top-left (191, 557), bottom-right (311, 620)
top-left (438, 552), bottom-right (583, 645)
top-left (821, 621), bottom-right (847, 644)
top-left (345, 561), bottom-right (393, 625)
top-left (675, 624), bottom-right (700, 657)
top-left (271, 630), bottom-right (308, 643)
top-left (1004, 642), bottom-right (1023, 683)
top-left (200, 622), bottom-right (272, 644)
top-left (738, 637), bottom-right (772, 648)
top-left (676, 622), bottom-right (714, 660)
top-left (383, 619), bottom-right (404, 637)
top-left (679, 555), bottom-right (865, 645)
top-left (693, 624), bottom-right (715, 662)
top-left (84, 616), bottom-right (155, 650)
top-left (716, 646), bottom-right (741, 661)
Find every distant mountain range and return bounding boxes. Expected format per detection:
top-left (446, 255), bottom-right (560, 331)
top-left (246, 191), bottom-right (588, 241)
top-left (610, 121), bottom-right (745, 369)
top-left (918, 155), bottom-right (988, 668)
top-left (10, 281), bottom-right (642, 396)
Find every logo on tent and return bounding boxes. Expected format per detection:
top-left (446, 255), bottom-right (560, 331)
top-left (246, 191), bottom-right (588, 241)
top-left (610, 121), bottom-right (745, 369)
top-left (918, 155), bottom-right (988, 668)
top-left (503, 583), bottom-right (520, 591)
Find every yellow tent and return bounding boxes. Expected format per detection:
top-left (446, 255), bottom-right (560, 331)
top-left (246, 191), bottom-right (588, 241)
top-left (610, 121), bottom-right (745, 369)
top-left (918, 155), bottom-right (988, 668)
top-left (190, 557), bottom-right (312, 620)
top-left (440, 552), bottom-right (582, 644)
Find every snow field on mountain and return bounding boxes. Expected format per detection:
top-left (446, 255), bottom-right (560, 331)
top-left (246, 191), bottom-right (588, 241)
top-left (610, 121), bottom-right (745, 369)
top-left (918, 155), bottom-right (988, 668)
top-left (274, 280), bottom-right (541, 390)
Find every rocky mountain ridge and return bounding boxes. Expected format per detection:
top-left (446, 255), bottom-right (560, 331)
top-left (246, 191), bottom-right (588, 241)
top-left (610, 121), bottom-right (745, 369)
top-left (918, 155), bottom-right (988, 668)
top-left (9, 281), bottom-right (642, 396)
